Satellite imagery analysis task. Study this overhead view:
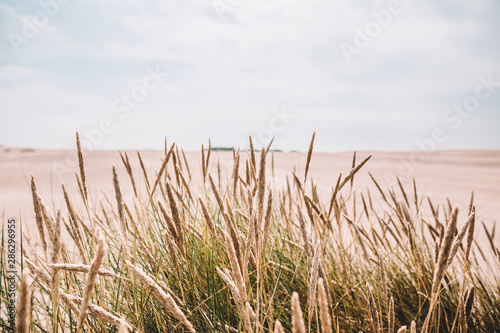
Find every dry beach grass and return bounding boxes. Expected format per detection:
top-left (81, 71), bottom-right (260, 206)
top-left (1, 134), bottom-right (500, 332)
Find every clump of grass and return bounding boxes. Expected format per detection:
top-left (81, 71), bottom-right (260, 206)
top-left (1, 133), bottom-right (500, 332)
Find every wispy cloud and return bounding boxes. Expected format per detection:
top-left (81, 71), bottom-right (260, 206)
top-left (0, 0), bottom-right (499, 151)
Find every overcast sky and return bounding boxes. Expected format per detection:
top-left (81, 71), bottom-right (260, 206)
top-left (0, 0), bottom-right (499, 152)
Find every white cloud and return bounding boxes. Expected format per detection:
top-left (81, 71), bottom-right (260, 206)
top-left (0, 0), bottom-right (498, 151)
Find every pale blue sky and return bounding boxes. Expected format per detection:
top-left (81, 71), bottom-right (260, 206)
top-left (0, 0), bottom-right (499, 152)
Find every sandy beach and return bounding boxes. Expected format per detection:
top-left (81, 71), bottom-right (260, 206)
top-left (1, 146), bottom-right (499, 244)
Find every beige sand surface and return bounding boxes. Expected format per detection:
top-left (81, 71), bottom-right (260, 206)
top-left (1, 146), bottom-right (499, 246)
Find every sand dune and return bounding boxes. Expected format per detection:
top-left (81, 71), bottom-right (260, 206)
top-left (1, 146), bottom-right (499, 245)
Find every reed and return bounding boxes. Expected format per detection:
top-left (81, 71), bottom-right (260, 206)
top-left (15, 272), bottom-right (31, 333)
top-left (421, 207), bottom-right (459, 333)
top-left (388, 296), bottom-right (395, 333)
top-left (367, 283), bottom-right (381, 333)
top-left (308, 243), bottom-right (321, 325)
top-left (30, 176), bottom-right (48, 259)
top-left (291, 292), bottom-right (306, 333)
top-left (120, 151), bottom-right (138, 197)
top-left (62, 183), bottom-right (88, 264)
top-left (274, 320), bottom-right (285, 333)
top-left (318, 278), bottom-right (332, 333)
top-left (76, 132), bottom-right (88, 201)
top-left (76, 230), bottom-right (107, 333)
top-left (304, 132), bottom-right (315, 184)
top-left (48, 263), bottom-right (120, 278)
top-left (128, 262), bottom-right (195, 332)
top-left (6, 135), bottom-right (500, 333)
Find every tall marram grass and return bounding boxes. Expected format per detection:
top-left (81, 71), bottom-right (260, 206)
top-left (1, 133), bottom-right (500, 332)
